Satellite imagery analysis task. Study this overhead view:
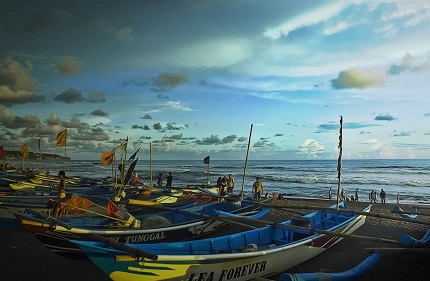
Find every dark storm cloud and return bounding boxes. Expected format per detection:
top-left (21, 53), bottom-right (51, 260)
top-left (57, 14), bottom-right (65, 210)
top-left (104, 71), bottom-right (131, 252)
top-left (142, 114), bottom-right (152, 119)
top-left (90, 109), bottom-right (108, 117)
top-left (153, 122), bottom-right (162, 130)
top-left (3, 114), bottom-right (41, 129)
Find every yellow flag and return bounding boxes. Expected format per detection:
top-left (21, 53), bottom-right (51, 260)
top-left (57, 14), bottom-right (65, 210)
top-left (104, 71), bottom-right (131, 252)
top-left (21, 143), bottom-right (29, 159)
top-left (56, 129), bottom-right (67, 147)
top-left (116, 139), bottom-right (127, 152)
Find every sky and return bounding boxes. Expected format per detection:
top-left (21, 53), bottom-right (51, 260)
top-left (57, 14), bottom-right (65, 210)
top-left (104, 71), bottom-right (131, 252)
top-left (0, 0), bottom-right (429, 161)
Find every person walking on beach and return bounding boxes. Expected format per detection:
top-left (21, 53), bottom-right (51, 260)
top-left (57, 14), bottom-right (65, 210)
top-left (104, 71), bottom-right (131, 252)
top-left (252, 177), bottom-right (263, 200)
top-left (166, 172), bottom-right (173, 192)
top-left (227, 174), bottom-right (235, 195)
top-left (380, 189), bottom-right (386, 204)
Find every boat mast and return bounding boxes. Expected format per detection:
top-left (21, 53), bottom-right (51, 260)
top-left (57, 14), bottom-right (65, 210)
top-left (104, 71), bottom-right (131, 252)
top-left (336, 116), bottom-right (343, 211)
top-left (241, 124), bottom-right (253, 201)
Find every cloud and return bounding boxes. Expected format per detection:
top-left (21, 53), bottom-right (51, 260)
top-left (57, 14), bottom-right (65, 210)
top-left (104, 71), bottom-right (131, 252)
top-left (61, 117), bottom-right (89, 129)
top-left (153, 71), bottom-right (188, 91)
top-left (299, 139), bottom-right (325, 155)
top-left (331, 67), bottom-right (385, 89)
top-left (73, 127), bottom-right (109, 141)
top-left (46, 113), bottom-right (62, 126)
top-left (57, 57), bottom-right (82, 74)
top-left (87, 91), bottom-right (106, 103)
top-left (387, 53), bottom-right (430, 75)
top-left (195, 135), bottom-right (221, 145)
top-left (90, 109), bottom-right (108, 117)
top-left (222, 135), bottom-right (237, 143)
top-left (141, 114), bottom-right (152, 119)
top-left (392, 131), bottom-right (412, 137)
top-left (4, 114), bottom-right (41, 129)
top-left (0, 58), bottom-right (45, 105)
top-left (0, 107), bottom-right (15, 125)
top-left (263, 2), bottom-right (347, 40)
top-left (132, 125), bottom-right (145, 130)
top-left (316, 122), bottom-right (378, 132)
top-left (116, 27), bottom-right (134, 43)
top-left (425, 113), bottom-right (430, 117)
top-left (374, 114), bottom-right (397, 121)
top-left (54, 88), bottom-right (85, 103)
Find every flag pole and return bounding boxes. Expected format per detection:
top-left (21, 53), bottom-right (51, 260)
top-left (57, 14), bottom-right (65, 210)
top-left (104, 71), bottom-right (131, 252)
top-left (241, 124), bottom-right (253, 201)
top-left (149, 142), bottom-right (153, 187)
top-left (207, 162), bottom-right (210, 186)
top-left (336, 116), bottom-right (343, 211)
top-left (38, 138), bottom-right (41, 172)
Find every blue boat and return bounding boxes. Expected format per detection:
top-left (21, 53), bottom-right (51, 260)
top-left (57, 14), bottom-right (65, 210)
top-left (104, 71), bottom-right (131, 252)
top-left (71, 201), bottom-right (371, 281)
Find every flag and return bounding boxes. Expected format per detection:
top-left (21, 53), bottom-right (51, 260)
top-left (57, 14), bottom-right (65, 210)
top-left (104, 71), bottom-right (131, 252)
top-left (116, 138), bottom-right (128, 152)
top-left (128, 147), bottom-right (140, 162)
top-left (21, 143), bottom-right (29, 159)
top-left (107, 198), bottom-right (119, 218)
top-left (65, 195), bottom-right (94, 212)
top-left (101, 151), bottom-right (114, 165)
top-left (203, 155), bottom-right (210, 164)
top-left (0, 146), bottom-right (4, 158)
top-left (56, 129), bottom-right (67, 147)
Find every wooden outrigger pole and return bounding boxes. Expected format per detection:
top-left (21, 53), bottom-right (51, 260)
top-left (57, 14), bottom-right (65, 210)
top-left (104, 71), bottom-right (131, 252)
top-left (150, 142), bottom-right (153, 187)
top-left (336, 116), bottom-right (343, 211)
top-left (241, 124), bottom-right (253, 201)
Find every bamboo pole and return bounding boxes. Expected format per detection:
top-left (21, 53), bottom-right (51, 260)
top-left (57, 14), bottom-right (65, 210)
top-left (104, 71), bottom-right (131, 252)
top-left (150, 142), bottom-right (153, 187)
top-left (252, 201), bottom-right (430, 226)
top-left (336, 116), bottom-right (343, 211)
top-left (241, 124), bottom-right (253, 201)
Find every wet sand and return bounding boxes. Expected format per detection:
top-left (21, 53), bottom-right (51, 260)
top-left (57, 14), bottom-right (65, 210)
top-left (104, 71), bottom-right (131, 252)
top-left (0, 198), bottom-right (429, 281)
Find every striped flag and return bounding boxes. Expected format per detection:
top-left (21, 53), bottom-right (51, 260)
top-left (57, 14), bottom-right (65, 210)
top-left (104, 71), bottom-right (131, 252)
top-left (56, 129), bottom-right (67, 147)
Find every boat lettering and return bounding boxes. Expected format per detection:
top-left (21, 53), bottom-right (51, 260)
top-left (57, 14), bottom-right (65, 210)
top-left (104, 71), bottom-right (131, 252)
top-left (187, 261), bottom-right (267, 281)
top-left (124, 232), bottom-right (166, 243)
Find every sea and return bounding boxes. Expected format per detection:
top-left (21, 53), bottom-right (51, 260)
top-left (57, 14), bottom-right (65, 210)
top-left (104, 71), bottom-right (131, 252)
top-left (9, 159), bottom-right (430, 205)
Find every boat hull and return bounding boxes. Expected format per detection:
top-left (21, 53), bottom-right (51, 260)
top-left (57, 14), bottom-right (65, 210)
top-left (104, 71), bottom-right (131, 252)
top-left (73, 203), bottom-right (370, 281)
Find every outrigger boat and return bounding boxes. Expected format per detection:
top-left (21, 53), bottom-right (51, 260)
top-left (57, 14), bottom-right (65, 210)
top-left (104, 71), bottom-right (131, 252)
top-left (71, 201), bottom-right (371, 281)
top-left (13, 198), bottom-right (269, 259)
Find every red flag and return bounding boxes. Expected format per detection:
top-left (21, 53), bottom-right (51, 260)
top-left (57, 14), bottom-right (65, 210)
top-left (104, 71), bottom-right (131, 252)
top-left (203, 155), bottom-right (210, 164)
top-left (0, 146), bottom-right (4, 158)
top-left (107, 198), bottom-right (119, 218)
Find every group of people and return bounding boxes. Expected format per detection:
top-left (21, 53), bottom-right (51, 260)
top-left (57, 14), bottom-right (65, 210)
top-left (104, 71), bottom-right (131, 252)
top-left (217, 174), bottom-right (235, 198)
top-left (329, 187), bottom-right (390, 204)
top-left (156, 172), bottom-right (173, 191)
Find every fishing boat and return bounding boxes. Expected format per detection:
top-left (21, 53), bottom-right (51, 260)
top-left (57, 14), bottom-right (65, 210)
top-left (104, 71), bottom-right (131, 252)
top-left (13, 198), bottom-right (269, 259)
top-left (71, 201), bottom-right (370, 281)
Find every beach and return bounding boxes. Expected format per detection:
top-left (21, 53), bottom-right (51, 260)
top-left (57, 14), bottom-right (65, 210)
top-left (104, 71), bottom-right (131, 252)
top-left (1, 198), bottom-right (429, 281)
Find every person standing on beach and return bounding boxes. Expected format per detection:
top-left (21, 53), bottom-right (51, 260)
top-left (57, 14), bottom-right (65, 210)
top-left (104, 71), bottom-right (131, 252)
top-left (166, 172), bottom-right (173, 192)
top-left (355, 188), bottom-right (359, 201)
top-left (227, 174), bottom-right (235, 195)
top-left (218, 176), bottom-right (228, 201)
top-left (397, 193), bottom-right (400, 204)
top-left (57, 170), bottom-right (67, 199)
top-left (329, 188), bottom-right (332, 200)
top-left (380, 189), bottom-right (386, 204)
top-left (252, 177), bottom-right (263, 200)
top-left (156, 172), bottom-right (163, 187)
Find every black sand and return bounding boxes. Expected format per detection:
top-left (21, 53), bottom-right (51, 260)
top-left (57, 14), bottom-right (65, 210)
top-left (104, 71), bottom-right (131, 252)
top-left (0, 198), bottom-right (429, 281)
